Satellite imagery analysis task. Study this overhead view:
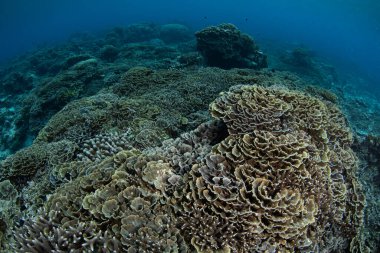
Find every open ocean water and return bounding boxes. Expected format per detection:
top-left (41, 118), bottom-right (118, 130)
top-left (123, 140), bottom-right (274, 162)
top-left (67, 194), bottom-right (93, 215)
top-left (0, 0), bottom-right (379, 252)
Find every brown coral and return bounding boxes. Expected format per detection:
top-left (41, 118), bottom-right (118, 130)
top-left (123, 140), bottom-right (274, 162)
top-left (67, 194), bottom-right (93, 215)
top-left (0, 140), bottom-right (77, 185)
top-left (13, 151), bottom-right (186, 253)
top-left (178, 131), bottom-right (324, 252)
top-left (10, 85), bottom-right (365, 253)
top-left (176, 85), bottom-right (365, 252)
top-left (12, 209), bottom-right (120, 253)
top-left (77, 130), bottom-right (133, 162)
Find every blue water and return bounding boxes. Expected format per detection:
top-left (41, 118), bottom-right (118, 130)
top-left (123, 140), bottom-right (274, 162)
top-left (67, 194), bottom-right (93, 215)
top-left (1, 0), bottom-right (380, 89)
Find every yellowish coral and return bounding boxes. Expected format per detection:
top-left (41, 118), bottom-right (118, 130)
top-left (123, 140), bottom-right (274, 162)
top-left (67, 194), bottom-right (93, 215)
top-left (210, 85), bottom-right (352, 147)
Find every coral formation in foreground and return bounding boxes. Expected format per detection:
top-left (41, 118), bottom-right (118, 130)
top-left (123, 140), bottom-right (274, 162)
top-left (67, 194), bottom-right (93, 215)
top-left (9, 85), bottom-right (365, 253)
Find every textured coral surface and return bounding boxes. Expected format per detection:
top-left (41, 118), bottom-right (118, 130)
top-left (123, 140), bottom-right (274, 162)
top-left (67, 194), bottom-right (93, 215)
top-left (3, 85), bottom-right (365, 253)
top-left (0, 23), bottom-right (378, 252)
top-left (196, 23), bottom-right (267, 69)
top-left (178, 86), bottom-right (364, 252)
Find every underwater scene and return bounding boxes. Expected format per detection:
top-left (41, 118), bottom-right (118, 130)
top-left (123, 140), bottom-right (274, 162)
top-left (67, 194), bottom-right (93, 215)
top-left (0, 0), bottom-right (379, 252)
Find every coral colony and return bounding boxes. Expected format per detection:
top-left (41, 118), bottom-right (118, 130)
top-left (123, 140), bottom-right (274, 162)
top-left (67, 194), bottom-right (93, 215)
top-left (0, 24), bottom-right (378, 252)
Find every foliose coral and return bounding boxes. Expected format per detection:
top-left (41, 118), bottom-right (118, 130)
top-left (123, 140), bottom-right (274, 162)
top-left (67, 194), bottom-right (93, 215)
top-left (173, 85), bottom-right (365, 252)
top-left (10, 85), bottom-right (365, 253)
top-left (13, 150), bottom-right (187, 253)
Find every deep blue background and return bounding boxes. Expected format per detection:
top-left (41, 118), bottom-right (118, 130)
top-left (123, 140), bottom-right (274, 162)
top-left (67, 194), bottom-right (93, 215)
top-left (1, 0), bottom-right (379, 87)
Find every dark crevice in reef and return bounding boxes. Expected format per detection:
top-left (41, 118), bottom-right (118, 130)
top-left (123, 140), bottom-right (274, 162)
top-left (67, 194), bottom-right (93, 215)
top-left (210, 121), bottom-right (229, 146)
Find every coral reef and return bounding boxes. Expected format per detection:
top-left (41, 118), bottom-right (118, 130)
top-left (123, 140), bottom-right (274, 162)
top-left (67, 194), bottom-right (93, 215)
top-left (0, 140), bottom-right (77, 186)
top-left (353, 135), bottom-right (380, 252)
top-left (36, 67), bottom-right (305, 149)
top-left (342, 94), bottom-right (380, 136)
top-left (6, 85), bottom-right (365, 253)
top-left (77, 131), bottom-right (133, 162)
top-left (1, 68), bottom-right (311, 220)
top-left (12, 150), bottom-right (188, 252)
top-left (0, 72), bottom-right (34, 94)
top-left (195, 23), bottom-right (267, 69)
top-left (175, 85), bottom-right (364, 252)
top-left (0, 66), bottom-right (312, 250)
top-left (159, 24), bottom-right (193, 44)
top-left (0, 23), bottom-right (196, 158)
top-left (0, 180), bottom-right (18, 246)
top-left (0, 22), bottom-right (378, 252)
top-left (13, 210), bottom-right (119, 252)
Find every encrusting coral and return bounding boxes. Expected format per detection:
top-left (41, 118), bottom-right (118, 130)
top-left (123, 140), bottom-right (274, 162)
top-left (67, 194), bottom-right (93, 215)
top-left (9, 85), bottom-right (365, 253)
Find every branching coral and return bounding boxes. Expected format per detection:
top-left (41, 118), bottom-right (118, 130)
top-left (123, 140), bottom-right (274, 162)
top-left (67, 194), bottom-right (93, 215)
top-left (12, 209), bottom-right (120, 253)
top-left (77, 130), bottom-right (133, 162)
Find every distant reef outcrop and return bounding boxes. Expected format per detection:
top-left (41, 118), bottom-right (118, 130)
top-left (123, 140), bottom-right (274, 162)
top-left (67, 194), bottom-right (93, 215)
top-left (195, 23), bottom-right (267, 69)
